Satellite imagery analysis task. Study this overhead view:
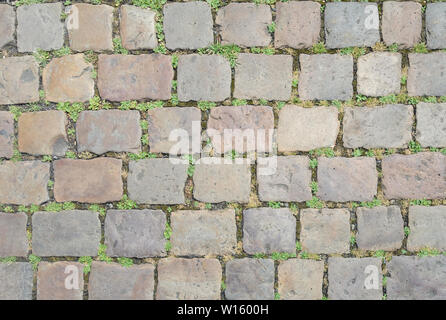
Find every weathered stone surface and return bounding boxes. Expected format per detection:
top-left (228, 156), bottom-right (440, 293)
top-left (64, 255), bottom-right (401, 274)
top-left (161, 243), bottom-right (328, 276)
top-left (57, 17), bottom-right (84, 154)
top-left (18, 111), bottom-right (69, 156)
top-left (408, 206), bottom-right (446, 251)
top-left (234, 54), bottom-right (292, 100)
top-left (147, 107), bottom-right (201, 154)
top-left (0, 111), bottom-right (14, 158)
top-left (416, 103), bottom-right (446, 147)
top-left (300, 208), bottom-right (350, 254)
top-left (37, 262), bottom-right (84, 300)
top-left (324, 2), bottom-right (380, 48)
top-left (299, 54), bottom-right (353, 101)
top-left (317, 157), bottom-right (377, 202)
top-left (193, 158), bottom-right (251, 203)
top-left (408, 53), bottom-right (446, 96)
top-left (89, 262), bottom-right (155, 300)
top-left (0, 5), bottom-right (15, 49)
top-left (157, 258), bottom-right (222, 300)
top-left (0, 213), bottom-right (28, 257)
top-left (171, 209), bottom-right (237, 256)
top-left (257, 156), bottom-right (312, 202)
top-left (17, 3), bottom-right (64, 52)
top-left (32, 210), bottom-right (101, 257)
top-left (105, 209), bottom-right (166, 258)
top-left (356, 206), bottom-right (404, 251)
top-left (127, 158), bottom-right (188, 204)
top-left (383, 1), bottom-right (422, 48)
top-left (225, 258), bottom-right (274, 300)
top-left (275, 1), bottom-right (320, 49)
top-left (243, 208), bottom-right (296, 255)
top-left (0, 56), bottom-right (39, 105)
top-left (207, 105), bottom-right (274, 154)
top-left (43, 54), bottom-right (95, 103)
top-left (120, 5), bottom-right (157, 50)
top-left (328, 257), bottom-right (382, 300)
top-left (0, 161), bottom-right (49, 205)
top-left (343, 105), bottom-right (413, 149)
top-left (382, 153), bottom-right (446, 199)
top-left (67, 4), bottom-right (113, 51)
top-left (163, 2), bottom-right (213, 50)
top-left (216, 3), bottom-right (272, 47)
top-left (98, 54), bottom-right (173, 101)
top-left (53, 158), bottom-right (123, 203)
top-left (387, 256), bottom-right (446, 300)
top-left (426, 3), bottom-right (446, 49)
top-left (77, 110), bottom-right (141, 154)
top-left (278, 259), bottom-right (324, 300)
top-left (357, 53), bottom-right (402, 97)
top-left (177, 55), bottom-right (231, 102)
top-left (277, 105), bottom-right (339, 152)
top-left (0, 263), bottom-right (33, 300)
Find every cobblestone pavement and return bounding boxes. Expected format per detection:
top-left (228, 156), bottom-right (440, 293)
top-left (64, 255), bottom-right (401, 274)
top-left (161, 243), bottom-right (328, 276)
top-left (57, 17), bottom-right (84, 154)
top-left (1, 0), bottom-right (446, 301)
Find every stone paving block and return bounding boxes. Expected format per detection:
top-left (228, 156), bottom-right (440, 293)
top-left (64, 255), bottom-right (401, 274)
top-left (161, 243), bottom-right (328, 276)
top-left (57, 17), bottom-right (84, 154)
top-left (17, 3), bottom-right (64, 52)
top-left (234, 54), bottom-right (292, 100)
top-left (328, 257), bottom-right (382, 300)
top-left (216, 3), bottom-right (272, 47)
top-left (98, 54), bottom-right (173, 101)
top-left (157, 258), bottom-right (222, 300)
top-left (426, 3), bottom-right (446, 49)
top-left (257, 156), bottom-right (312, 202)
top-left (0, 111), bottom-right (14, 158)
top-left (67, 4), bottom-right (113, 51)
top-left (147, 107), bottom-right (201, 154)
top-left (357, 53), bottom-right (402, 97)
top-left (105, 209), bottom-right (166, 258)
top-left (408, 206), bottom-right (446, 251)
top-left (278, 259), bottom-right (324, 300)
top-left (382, 1), bottom-right (422, 48)
top-left (343, 105), bottom-right (413, 149)
top-left (382, 153), bottom-right (446, 199)
top-left (387, 256), bottom-right (446, 300)
top-left (356, 206), bottom-right (404, 251)
top-left (32, 210), bottom-right (101, 257)
top-left (193, 158), bottom-right (251, 203)
top-left (37, 262), bottom-right (84, 300)
top-left (177, 54), bottom-right (231, 102)
top-left (53, 158), bottom-right (123, 203)
top-left (43, 54), bottom-right (95, 103)
top-left (0, 56), bottom-right (39, 105)
top-left (120, 5), bottom-right (157, 50)
top-left (300, 208), bottom-right (350, 254)
top-left (277, 105), bottom-right (339, 152)
top-left (317, 157), bottom-right (377, 202)
top-left (299, 54), bottom-right (353, 101)
top-left (163, 2), bottom-right (213, 50)
top-left (0, 4), bottom-right (15, 49)
top-left (416, 103), bottom-right (446, 147)
top-left (274, 1), bottom-right (320, 49)
top-left (408, 53), bottom-right (446, 96)
top-left (0, 263), bottom-right (33, 300)
top-left (225, 258), bottom-right (274, 300)
top-left (324, 2), bottom-right (380, 49)
top-left (18, 111), bottom-right (68, 156)
top-left (89, 262), bottom-right (155, 300)
top-left (171, 209), bottom-right (237, 256)
top-left (0, 161), bottom-right (49, 205)
top-left (207, 105), bottom-right (274, 154)
top-left (243, 208), bottom-right (296, 255)
top-left (127, 158), bottom-right (188, 204)
top-left (77, 110), bottom-right (141, 154)
top-left (0, 213), bottom-right (28, 257)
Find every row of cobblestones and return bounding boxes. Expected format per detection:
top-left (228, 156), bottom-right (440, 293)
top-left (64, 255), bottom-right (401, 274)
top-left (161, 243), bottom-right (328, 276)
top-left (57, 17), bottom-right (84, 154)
top-left (1, 0), bottom-right (446, 301)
